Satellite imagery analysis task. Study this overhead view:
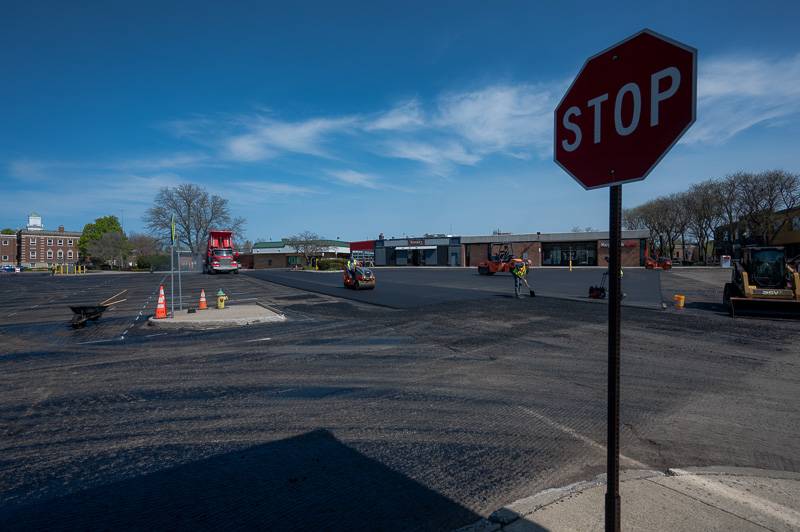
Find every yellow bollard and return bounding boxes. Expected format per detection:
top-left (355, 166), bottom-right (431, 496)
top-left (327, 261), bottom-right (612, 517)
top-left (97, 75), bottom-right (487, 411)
top-left (569, 258), bottom-right (573, 272)
top-left (673, 294), bottom-right (685, 309)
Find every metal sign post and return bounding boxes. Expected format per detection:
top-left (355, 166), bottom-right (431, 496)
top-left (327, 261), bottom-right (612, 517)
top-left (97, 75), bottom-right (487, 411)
top-left (170, 245), bottom-right (175, 317)
top-left (606, 184), bottom-right (622, 531)
top-left (170, 214), bottom-right (176, 317)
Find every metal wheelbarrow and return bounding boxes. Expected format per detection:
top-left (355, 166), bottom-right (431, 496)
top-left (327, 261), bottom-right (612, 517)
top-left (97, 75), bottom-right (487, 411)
top-left (69, 290), bottom-right (127, 328)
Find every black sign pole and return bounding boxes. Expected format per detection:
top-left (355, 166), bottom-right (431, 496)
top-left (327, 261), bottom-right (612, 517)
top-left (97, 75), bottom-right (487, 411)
top-left (606, 183), bottom-right (622, 532)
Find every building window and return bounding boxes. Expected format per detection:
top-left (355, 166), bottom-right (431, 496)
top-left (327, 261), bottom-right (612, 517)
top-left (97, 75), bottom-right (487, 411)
top-left (57, 250), bottom-right (64, 259)
top-left (2, 255), bottom-right (8, 261)
top-left (57, 239), bottom-right (63, 246)
top-left (793, 217), bottom-right (800, 232)
top-left (67, 239), bottom-right (73, 246)
top-left (542, 242), bottom-right (598, 266)
top-left (30, 238), bottom-right (36, 245)
top-left (2, 240), bottom-right (8, 246)
top-left (30, 250), bottom-right (36, 258)
top-left (47, 238), bottom-right (54, 245)
top-left (47, 250), bottom-right (54, 259)
top-left (67, 250), bottom-right (73, 259)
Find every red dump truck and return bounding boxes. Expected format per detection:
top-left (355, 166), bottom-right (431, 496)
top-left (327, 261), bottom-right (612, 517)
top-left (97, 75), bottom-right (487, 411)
top-left (204, 230), bottom-right (240, 274)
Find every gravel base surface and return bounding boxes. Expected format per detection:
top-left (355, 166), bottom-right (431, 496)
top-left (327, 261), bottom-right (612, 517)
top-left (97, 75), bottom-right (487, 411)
top-left (0, 270), bottom-right (798, 530)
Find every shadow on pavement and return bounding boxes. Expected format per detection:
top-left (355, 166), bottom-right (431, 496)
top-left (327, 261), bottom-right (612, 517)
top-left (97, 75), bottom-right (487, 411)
top-left (0, 429), bottom-right (480, 531)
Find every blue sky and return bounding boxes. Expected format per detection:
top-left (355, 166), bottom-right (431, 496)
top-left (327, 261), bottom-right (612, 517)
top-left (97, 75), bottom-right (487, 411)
top-left (2, 1), bottom-right (799, 242)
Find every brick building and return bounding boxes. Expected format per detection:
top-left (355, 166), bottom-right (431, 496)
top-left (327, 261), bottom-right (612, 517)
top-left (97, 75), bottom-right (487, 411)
top-left (14, 213), bottom-right (82, 268)
top-left (1, 233), bottom-right (17, 266)
top-left (371, 230), bottom-right (650, 267)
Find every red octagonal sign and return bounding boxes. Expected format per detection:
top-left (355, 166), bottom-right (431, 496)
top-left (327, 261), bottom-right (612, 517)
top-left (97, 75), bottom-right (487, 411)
top-left (554, 29), bottom-right (696, 189)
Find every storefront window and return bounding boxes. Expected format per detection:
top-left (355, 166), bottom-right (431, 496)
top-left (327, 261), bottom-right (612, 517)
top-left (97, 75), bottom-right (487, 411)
top-left (541, 242), bottom-right (597, 266)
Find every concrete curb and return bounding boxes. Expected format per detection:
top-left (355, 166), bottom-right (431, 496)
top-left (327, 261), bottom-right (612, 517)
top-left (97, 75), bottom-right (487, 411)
top-left (666, 466), bottom-right (800, 481)
top-left (455, 467), bottom-right (800, 531)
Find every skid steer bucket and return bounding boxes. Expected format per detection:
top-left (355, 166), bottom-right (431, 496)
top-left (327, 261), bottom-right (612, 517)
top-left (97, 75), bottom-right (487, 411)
top-left (728, 297), bottom-right (800, 319)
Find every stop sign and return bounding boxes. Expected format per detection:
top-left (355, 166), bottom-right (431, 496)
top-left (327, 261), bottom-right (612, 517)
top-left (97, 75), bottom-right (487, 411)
top-left (554, 29), bottom-right (696, 189)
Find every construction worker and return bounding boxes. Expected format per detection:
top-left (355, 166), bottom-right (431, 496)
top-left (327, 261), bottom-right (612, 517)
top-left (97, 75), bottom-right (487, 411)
top-left (346, 255), bottom-right (359, 283)
top-left (511, 260), bottom-right (529, 298)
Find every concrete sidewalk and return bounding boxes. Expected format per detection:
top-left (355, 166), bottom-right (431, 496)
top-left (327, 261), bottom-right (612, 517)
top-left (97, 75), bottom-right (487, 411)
top-left (148, 303), bottom-right (285, 329)
top-left (458, 467), bottom-right (800, 532)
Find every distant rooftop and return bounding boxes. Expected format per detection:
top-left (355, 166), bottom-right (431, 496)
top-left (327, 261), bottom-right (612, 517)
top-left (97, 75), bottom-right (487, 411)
top-left (253, 239), bottom-right (350, 250)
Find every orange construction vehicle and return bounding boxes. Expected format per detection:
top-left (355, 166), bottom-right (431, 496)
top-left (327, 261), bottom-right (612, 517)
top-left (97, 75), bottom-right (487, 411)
top-left (478, 244), bottom-right (521, 275)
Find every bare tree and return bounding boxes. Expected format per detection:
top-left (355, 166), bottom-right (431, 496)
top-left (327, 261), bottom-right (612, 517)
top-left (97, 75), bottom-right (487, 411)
top-left (143, 184), bottom-right (245, 254)
top-left (686, 180), bottom-right (723, 263)
top-left (717, 172), bottom-right (744, 246)
top-left (662, 193), bottom-right (691, 261)
top-left (624, 169), bottom-right (799, 261)
top-left (285, 231), bottom-right (325, 266)
top-left (623, 208), bottom-right (646, 230)
top-left (239, 239), bottom-right (254, 253)
top-left (128, 232), bottom-right (163, 257)
top-left (733, 170), bottom-right (798, 245)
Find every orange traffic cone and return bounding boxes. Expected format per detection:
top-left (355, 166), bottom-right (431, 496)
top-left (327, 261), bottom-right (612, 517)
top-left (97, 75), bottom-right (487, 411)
top-left (198, 289), bottom-right (208, 310)
top-left (155, 285), bottom-right (167, 319)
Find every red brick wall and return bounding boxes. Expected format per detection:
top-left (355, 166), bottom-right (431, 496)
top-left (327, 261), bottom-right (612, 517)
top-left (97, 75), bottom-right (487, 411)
top-left (597, 239), bottom-right (643, 267)
top-left (1, 235), bottom-right (17, 264)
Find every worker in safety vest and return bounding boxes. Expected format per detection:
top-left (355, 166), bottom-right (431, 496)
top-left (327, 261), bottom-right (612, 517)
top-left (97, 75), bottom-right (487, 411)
top-left (511, 260), bottom-right (530, 298)
top-left (346, 256), bottom-right (359, 282)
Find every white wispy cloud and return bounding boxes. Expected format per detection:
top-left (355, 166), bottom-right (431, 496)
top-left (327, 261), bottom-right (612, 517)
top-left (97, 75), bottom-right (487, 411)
top-left (435, 83), bottom-right (560, 158)
top-left (225, 115), bottom-right (358, 161)
top-left (365, 100), bottom-right (425, 131)
top-left (230, 180), bottom-right (318, 196)
top-left (327, 169), bottom-right (381, 188)
top-left (219, 180), bottom-right (320, 207)
top-left (683, 53), bottom-right (800, 144)
top-left (383, 140), bottom-right (481, 175)
top-left (9, 153), bottom-right (214, 181)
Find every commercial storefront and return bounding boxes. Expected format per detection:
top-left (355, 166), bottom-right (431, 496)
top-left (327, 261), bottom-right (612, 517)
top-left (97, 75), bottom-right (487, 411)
top-left (375, 237), bottom-right (462, 266)
top-left (349, 240), bottom-right (376, 264)
top-left (462, 230), bottom-right (650, 267)
top-left (252, 240), bottom-right (350, 268)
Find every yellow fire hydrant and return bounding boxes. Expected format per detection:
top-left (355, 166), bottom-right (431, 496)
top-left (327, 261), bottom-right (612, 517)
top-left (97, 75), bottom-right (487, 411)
top-left (216, 289), bottom-right (228, 309)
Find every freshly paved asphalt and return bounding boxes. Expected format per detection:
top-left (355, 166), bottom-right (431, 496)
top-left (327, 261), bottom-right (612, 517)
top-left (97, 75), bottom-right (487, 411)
top-left (249, 267), bottom-right (664, 309)
top-left (0, 269), bottom-right (798, 531)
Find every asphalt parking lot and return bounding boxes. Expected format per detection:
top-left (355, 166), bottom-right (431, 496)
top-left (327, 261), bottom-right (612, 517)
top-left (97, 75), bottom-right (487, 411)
top-left (250, 266), bottom-right (664, 309)
top-left (0, 268), bottom-right (798, 530)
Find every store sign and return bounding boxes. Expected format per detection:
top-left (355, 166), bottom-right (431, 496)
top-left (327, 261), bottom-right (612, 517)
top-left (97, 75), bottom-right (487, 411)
top-left (599, 239), bottom-right (639, 248)
top-left (408, 239), bottom-right (425, 246)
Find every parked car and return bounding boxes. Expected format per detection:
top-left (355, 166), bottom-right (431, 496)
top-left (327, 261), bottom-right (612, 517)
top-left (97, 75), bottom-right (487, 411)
top-left (2, 265), bottom-right (14, 273)
top-left (645, 256), bottom-right (672, 270)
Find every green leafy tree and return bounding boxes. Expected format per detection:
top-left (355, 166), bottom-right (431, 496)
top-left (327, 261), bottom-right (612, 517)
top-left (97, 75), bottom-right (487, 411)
top-left (1, 228), bottom-right (15, 234)
top-left (79, 215), bottom-right (123, 257)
